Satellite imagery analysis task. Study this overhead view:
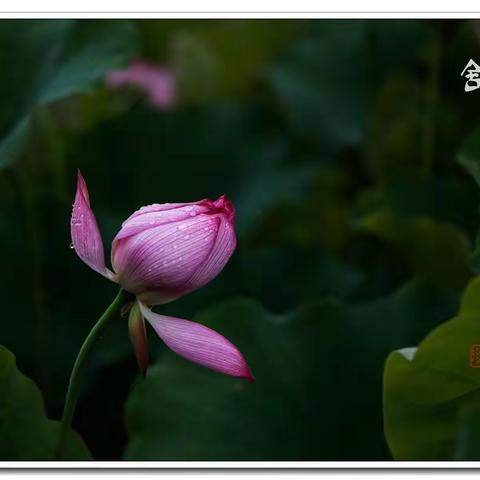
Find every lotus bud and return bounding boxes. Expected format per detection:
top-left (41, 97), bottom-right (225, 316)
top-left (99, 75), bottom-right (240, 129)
top-left (71, 171), bottom-right (253, 381)
top-left (111, 198), bottom-right (236, 305)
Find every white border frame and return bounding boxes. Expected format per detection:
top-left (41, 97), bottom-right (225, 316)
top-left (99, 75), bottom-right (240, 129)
top-left (1, 461), bottom-right (480, 468)
top-left (0, 12), bottom-right (479, 469)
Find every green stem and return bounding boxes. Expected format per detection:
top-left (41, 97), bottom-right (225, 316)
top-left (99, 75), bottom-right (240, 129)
top-left (56, 289), bottom-right (130, 459)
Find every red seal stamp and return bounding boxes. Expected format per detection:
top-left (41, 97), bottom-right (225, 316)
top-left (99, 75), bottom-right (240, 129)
top-left (470, 345), bottom-right (480, 368)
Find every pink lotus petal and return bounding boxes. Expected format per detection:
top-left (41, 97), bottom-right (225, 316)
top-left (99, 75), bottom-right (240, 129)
top-left (71, 171), bottom-right (113, 279)
top-left (113, 200), bottom-right (214, 243)
top-left (184, 214), bottom-right (236, 292)
top-left (128, 302), bottom-right (149, 377)
top-left (138, 300), bottom-right (254, 381)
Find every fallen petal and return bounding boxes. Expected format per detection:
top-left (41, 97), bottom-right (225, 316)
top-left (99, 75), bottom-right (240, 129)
top-left (138, 300), bottom-right (254, 381)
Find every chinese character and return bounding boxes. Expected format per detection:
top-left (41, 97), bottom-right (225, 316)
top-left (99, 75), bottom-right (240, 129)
top-left (461, 59), bottom-right (480, 92)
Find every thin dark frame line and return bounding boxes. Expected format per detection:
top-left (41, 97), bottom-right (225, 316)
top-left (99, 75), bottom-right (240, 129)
top-left (1, 10), bottom-right (480, 12)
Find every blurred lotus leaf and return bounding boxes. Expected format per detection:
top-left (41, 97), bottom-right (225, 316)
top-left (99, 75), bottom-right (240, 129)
top-left (0, 19), bottom-right (139, 168)
top-left (454, 409), bottom-right (480, 459)
top-left (384, 276), bottom-right (480, 460)
top-left (458, 125), bottom-right (480, 188)
top-left (367, 75), bottom-right (424, 182)
top-left (134, 20), bottom-right (301, 102)
top-left (0, 345), bottom-right (91, 460)
top-left (125, 281), bottom-right (456, 460)
top-left (356, 209), bottom-right (472, 289)
top-left (268, 21), bottom-right (428, 151)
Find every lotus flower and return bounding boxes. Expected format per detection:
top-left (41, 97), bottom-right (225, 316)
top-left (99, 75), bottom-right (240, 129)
top-left (105, 60), bottom-right (176, 110)
top-left (71, 171), bottom-right (253, 381)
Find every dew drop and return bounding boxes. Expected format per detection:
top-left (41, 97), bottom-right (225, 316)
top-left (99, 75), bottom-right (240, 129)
top-left (189, 211), bottom-right (197, 217)
top-left (69, 242), bottom-right (74, 249)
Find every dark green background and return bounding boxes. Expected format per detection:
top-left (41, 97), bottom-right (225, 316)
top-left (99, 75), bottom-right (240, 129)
top-left (1, 19), bottom-right (480, 461)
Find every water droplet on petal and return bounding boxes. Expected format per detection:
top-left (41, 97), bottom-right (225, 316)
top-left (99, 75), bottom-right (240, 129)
top-left (184, 235), bottom-right (190, 240)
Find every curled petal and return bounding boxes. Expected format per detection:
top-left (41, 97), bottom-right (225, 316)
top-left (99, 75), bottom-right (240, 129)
top-left (71, 171), bottom-right (113, 279)
top-left (184, 215), bottom-right (236, 292)
top-left (128, 302), bottom-right (149, 377)
top-left (113, 201), bottom-right (213, 243)
top-left (138, 300), bottom-right (254, 381)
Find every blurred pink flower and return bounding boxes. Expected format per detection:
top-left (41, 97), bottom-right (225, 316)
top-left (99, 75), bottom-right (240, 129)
top-left (71, 171), bottom-right (253, 381)
top-left (105, 60), bottom-right (176, 110)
